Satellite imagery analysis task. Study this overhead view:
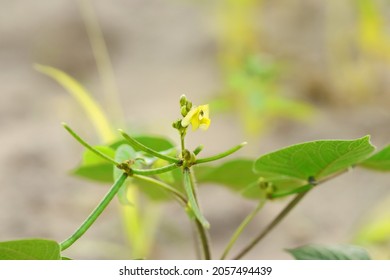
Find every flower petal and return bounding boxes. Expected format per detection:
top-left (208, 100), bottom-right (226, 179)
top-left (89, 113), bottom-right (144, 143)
top-left (181, 107), bottom-right (198, 127)
top-left (199, 118), bottom-right (211, 130)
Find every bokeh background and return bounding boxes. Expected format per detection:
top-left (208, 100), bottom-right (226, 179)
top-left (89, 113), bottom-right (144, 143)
top-left (1, 0), bottom-right (390, 259)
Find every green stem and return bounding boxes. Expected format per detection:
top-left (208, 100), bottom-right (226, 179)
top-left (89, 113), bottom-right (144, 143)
top-left (269, 184), bottom-right (313, 199)
top-left (63, 123), bottom-right (119, 166)
top-left (119, 129), bottom-right (179, 163)
top-left (178, 127), bottom-right (210, 259)
top-left (60, 173), bottom-right (128, 251)
top-left (132, 174), bottom-right (187, 205)
top-left (183, 168), bottom-right (210, 229)
top-left (132, 163), bottom-right (180, 176)
top-left (233, 190), bottom-right (309, 260)
top-left (185, 168), bottom-right (211, 259)
top-left (195, 142), bottom-right (247, 164)
top-left (193, 145), bottom-right (204, 155)
top-left (180, 134), bottom-right (185, 153)
top-left (194, 219), bottom-right (212, 260)
top-left (220, 199), bottom-right (266, 260)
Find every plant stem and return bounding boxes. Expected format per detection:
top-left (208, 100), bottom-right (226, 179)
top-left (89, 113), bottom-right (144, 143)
top-left (63, 123), bottom-right (119, 165)
top-left (194, 219), bottom-right (212, 260)
top-left (178, 127), bottom-right (211, 259)
top-left (119, 129), bottom-right (179, 163)
top-left (132, 163), bottom-right (180, 176)
top-left (233, 190), bottom-right (309, 260)
top-left (195, 142), bottom-right (247, 164)
top-left (183, 168), bottom-right (210, 228)
top-left (180, 135), bottom-right (185, 153)
top-left (187, 168), bottom-right (212, 259)
top-left (220, 199), bottom-right (266, 260)
top-left (132, 174), bottom-right (187, 205)
top-left (60, 173), bottom-right (128, 251)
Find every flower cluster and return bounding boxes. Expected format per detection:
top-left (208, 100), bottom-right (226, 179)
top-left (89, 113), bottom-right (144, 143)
top-left (174, 95), bottom-right (211, 131)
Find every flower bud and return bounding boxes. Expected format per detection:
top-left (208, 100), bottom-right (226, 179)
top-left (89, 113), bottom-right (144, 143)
top-left (186, 101), bottom-right (192, 111)
top-left (180, 94), bottom-right (187, 106)
top-left (181, 105), bottom-right (188, 117)
top-left (172, 119), bottom-right (181, 129)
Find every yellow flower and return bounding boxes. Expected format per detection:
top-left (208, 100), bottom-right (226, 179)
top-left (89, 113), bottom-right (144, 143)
top-left (181, 105), bottom-right (210, 131)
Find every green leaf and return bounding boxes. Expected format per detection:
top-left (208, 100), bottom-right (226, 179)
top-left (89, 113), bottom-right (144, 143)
top-left (82, 146), bottom-right (116, 165)
top-left (359, 144), bottom-right (390, 171)
top-left (72, 145), bottom-right (116, 183)
top-left (73, 163), bottom-right (113, 183)
top-left (253, 136), bottom-right (375, 198)
top-left (286, 244), bottom-right (371, 260)
top-left (0, 239), bottom-right (61, 260)
top-left (195, 159), bottom-right (262, 199)
top-left (131, 177), bottom-right (172, 201)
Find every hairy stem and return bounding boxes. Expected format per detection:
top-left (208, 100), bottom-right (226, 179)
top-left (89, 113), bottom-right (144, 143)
top-left (60, 173), bottom-right (128, 251)
top-left (233, 191), bottom-right (309, 260)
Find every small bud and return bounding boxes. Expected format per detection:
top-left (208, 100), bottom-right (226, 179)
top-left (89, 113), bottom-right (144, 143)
top-left (181, 105), bottom-right (188, 117)
top-left (186, 101), bottom-right (192, 111)
top-left (172, 119), bottom-right (181, 129)
top-left (180, 95), bottom-right (187, 106)
top-left (182, 149), bottom-right (191, 161)
top-left (182, 149), bottom-right (196, 167)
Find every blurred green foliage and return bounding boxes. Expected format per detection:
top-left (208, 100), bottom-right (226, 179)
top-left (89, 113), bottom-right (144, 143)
top-left (354, 195), bottom-right (390, 259)
top-left (210, 0), bottom-right (313, 136)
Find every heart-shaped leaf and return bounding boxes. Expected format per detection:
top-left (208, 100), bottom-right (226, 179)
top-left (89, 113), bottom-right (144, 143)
top-left (286, 244), bottom-right (371, 260)
top-left (0, 239), bottom-right (61, 260)
top-left (253, 136), bottom-right (375, 198)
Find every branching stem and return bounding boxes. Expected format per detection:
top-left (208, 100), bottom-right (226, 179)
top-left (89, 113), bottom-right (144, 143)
top-left (119, 129), bottom-right (179, 164)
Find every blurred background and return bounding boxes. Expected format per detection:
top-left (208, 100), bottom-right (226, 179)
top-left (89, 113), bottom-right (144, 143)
top-left (0, 0), bottom-right (390, 259)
